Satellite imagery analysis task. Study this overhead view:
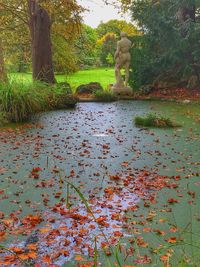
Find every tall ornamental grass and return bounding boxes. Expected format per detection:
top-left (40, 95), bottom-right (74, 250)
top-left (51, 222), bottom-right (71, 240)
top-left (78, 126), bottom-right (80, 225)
top-left (0, 80), bottom-right (76, 123)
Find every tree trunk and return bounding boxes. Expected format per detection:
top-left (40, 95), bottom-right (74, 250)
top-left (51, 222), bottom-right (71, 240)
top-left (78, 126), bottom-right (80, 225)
top-left (28, 0), bottom-right (56, 83)
top-left (0, 41), bottom-right (7, 82)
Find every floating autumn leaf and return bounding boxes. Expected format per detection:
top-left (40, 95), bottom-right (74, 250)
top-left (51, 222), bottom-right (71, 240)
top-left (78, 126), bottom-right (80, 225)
top-left (102, 144), bottom-right (110, 149)
top-left (70, 169), bottom-right (75, 177)
top-left (113, 231), bottom-right (123, 237)
top-left (54, 191), bottom-right (62, 198)
top-left (52, 167), bottom-right (60, 173)
top-left (167, 198), bottom-right (179, 204)
top-left (146, 211), bottom-right (157, 221)
top-left (42, 254), bottom-right (52, 264)
top-left (31, 167), bottom-right (42, 173)
top-left (159, 218), bottom-right (168, 223)
top-left (0, 231), bottom-right (7, 240)
top-left (26, 251), bottom-right (37, 259)
top-left (104, 187), bottom-right (114, 194)
top-left (160, 254), bottom-right (169, 263)
top-left (143, 228), bottom-right (152, 232)
top-left (101, 241), bottom-right (109, 248)
top-left (121, 161), bottom-right (129, 167)
top-left (74, 254), bottom-right (84, 261)
top-left (129, 205), bottom-right (139, 211)
top-left (170, 226), bottom-right (178, 233)
top-left (111, 213), bottom-right (120, 220)
top-left (40, 227), bottom-right (51, 234)
top-left (166, 236), bottom-right (177, 243)
top-left (30, 167), bottom-right (42, 179)
top-left (105, 248), bottom-right (112, 256)
top-left (134, 255), bottom-right (151, 264)
top-left (96, 216), bottom-right (109, 227)
top-left (11, 247), bottom-right (23, 253)
top-left (27, 243), bottom-right (38, 250)
top-left (109, 175), bottom-right (121, 181)
top-left (136, 237), bottom-right (148, 248)
top-left (22, 215), bottom-right (42, 227)
top-left (60, 250), bottom-right (70, 257)
top-left (18, 253), bottom-right (29, 260)
top-left (154, 229), bottom-right (166, 236)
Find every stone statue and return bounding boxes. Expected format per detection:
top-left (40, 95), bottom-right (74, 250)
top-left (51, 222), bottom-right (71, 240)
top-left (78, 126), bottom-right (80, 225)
top-left (112, 32), bottom-right (132, 94)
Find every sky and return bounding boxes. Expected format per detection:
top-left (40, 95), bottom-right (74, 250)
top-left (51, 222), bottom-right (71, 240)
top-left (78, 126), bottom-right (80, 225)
top-left (77, 0), bottom-right (131, 28)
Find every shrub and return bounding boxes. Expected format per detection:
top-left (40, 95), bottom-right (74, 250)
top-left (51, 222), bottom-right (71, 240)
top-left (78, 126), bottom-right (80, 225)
top-left (76, 82), bottom-right (103, 94)
top-left (134, 113), bottom-right (180, 128)
top-left (46, 83), bottom-right (77, 109)
top-left (93, 89), bottom-right (117, 102)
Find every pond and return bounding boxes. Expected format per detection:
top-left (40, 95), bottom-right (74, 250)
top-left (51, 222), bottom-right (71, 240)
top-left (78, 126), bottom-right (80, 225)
top-left (0, 101), bottom-right (199, 266)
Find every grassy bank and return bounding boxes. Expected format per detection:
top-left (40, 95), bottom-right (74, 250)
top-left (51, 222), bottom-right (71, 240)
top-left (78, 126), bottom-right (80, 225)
top-left (10, 68), bottom-right (115, 90)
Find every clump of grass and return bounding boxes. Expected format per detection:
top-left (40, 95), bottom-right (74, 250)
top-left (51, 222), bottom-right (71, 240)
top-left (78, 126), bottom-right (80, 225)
top-left (0, 80), bottom-right (77, 123)
top-left (134, 113), bottom-right (181, 128)
top-left (0, 81), bottom-right (46, 122)
top-left (93, 89), bottom-right (117, 102)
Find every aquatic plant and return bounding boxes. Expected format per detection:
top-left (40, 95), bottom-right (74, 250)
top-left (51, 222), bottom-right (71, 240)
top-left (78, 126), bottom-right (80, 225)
top-left (134, 113), bottom-right (180, 128)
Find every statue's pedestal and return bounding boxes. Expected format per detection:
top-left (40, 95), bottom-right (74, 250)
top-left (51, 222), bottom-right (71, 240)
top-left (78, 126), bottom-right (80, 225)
top-left (111, 85), bottom-right (133, 96)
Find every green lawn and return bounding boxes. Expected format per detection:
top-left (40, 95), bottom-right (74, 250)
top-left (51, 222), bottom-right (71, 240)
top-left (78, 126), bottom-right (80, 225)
top-left (9, 68), bottom-right (115, 90)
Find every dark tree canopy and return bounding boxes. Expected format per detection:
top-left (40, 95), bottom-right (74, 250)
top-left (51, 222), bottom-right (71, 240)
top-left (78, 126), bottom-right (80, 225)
top-left (128, 0), bottom-right (200, 89)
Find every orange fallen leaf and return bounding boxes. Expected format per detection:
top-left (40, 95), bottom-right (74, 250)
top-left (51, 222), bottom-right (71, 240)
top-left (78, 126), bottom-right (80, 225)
top-left (136, 237), bottom-right (148, 248)
top-left (42, 254), bottom-right (51, 264)
top-left (74, 254), bottom-right (84, 261)
top-left (167, 198), bottom-right (179, 204)
top-left (160, 254), bottom-right (169, 263)
top-left (0, 231), bottom-right (7, 240)
top-left (170, 226), bottom-right (178, 233)
top-left (18, 254), bottom-right (29, 260)
top-left (27, 244), bottom-right (37, 250)
top-left (109, 175), bottom-right (120, 181)
top-left (27, 251), bottom-right (37, 259)
top-left (166, 236), bottom-right (177, 243)
top-left (121, 161), bottom-right (129, 167)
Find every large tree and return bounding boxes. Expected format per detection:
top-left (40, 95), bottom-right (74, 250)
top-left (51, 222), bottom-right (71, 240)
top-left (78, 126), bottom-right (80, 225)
top-left (0, 0), bottom-right (83, 83)
top-left (28, 0), bottom-right (55, 83)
